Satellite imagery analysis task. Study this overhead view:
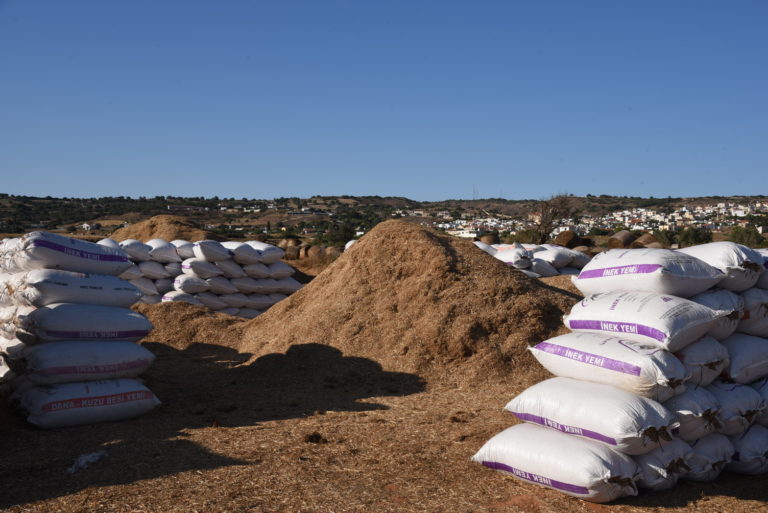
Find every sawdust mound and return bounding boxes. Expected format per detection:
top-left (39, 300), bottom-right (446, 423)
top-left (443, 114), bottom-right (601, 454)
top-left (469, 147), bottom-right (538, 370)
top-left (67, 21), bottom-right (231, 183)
top-left (240, 220), bottom-right (577, 384)
top-left (110, 215), bottom-right (221, 242)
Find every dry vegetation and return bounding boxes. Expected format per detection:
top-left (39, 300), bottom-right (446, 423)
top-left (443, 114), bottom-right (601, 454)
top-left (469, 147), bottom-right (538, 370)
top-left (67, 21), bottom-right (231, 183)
top-left (1, 221), bottom-right (766, 512)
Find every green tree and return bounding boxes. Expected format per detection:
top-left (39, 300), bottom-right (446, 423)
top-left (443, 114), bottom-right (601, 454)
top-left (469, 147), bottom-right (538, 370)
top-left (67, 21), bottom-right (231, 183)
top-left (728, 225), bottom-right (766, 247)
top-left (677, 227), bottom-right (713, 248)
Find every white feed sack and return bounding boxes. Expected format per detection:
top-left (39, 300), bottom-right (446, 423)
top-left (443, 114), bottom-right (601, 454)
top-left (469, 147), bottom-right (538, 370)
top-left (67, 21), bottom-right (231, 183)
top-left (472, 423), bottom-right (639, 503)
top-left (243, 263), bottom-right (271, 279)
top-left (173, 275), bottom-right (210, 294)
top-left (230, 277), bottom-right (261, 294)
top-left (23, 341), bottom-right (155, 384)
top-left (145, 238), bottom-right (181, 263)
top-left (726, 424), bottom-right (768, 474)
top-left (137, 261), bottom-right (170, 280)
top-left (268, 261), bottom-right (295, 279)
top-left (164, 262), bottom-right (183, 277)
top-left (154, 278), bottom-right (173, 294)
top-left (493, 248), bottom-right (532, 269)
top-left (689, 289), bottom-right (745, 340)
top-left (6, 232), bottom-right (132, 276)
top-left (170, 240), bottom-right (195, 259)
top-left (273, 277), bottom-right (302, 294)
top-left (1, 269), bottom-right (141, 308)
top-left (206, 276), bottom-right (239, 295)
top-left (633, 438), bottom-right (693, 491)
top-left (685, 433), bottom-right (734, 482)
top-left (96, 238), bottom-right (121, 250)
top-left (737, 287), bottom-right (768, 336)
top-left (119, 239), bottom-right (152, 262)
top-left (238, 308), bottom-right (262, 319)
top-left (222, 241), bottom-right (262, 265)
top-left (130, 277), bottom-right (159, 296)
top-left (246, 241), bottom-right (285, 264)
top-left (181, 258), bottom-right (223, 279)
top-left (706, 380), bottom-right (766, 436)
top-left (504, 377), bottom-right (677, 455)
top-left (673, 336), bottom-right (730, 387)
top-left (563, 291), bottom-right (723, 352)
top-left (572, 248), bottom-right (723, 298)
top-left (752, 377), bottom-right (768, 426)
top-left (220, 293), bottom-right (248, 308)
top-left (214, 259), bottom-right (247, 279)
top-left (532, 247), bottom-right (573, 269)
top-left (192, 240), bottom-right (231, 262)
top-left (720, 333), bottom-right (768, 384)
top-left (663, 386), bottom-right (723, 441)
top-left (19, 378), bottom-right (160, 428)
top-left (756, 248), bottom-right (768, 289)
top-left (530, 258), bottom-right (559, 277)
top-left (195, 292), bottom-right (227, 310)
top-left (529, 332), bottom-right (688, 402)
top-left (161, 291), bottom-right (203, 306)
top-left (218, 307), bottom-right (240, 316)
top-left (18, 303), bottom-right (153, 343)
top-left (139, 295), bottom-right (161, 305)
top-left (678, 242), bottom-right (765, 292)
top-left (118, 263), bottom-right (143, 281)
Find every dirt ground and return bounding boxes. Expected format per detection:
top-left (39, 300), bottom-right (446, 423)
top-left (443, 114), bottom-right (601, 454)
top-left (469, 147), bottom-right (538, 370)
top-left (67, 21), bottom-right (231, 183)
top-left (1, 223), bottom-right (767, 512)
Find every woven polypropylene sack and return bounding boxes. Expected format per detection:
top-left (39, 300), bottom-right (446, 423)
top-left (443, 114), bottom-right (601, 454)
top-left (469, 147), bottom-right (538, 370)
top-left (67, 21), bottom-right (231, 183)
top-left (505, 377), bottom-right (678, 455)
top-left (8, 232), bottom-right (131, 276)
top-left (221, 241), bottom-right (262, 265)
top-left (19, 303), bottom-right (152, 342)
top-left (206, 276), bottom-right (238, 295)
top-left (564, 291), bottom-right (722, 352)
top-left (736, 287), bottom-right (768, 336)
top-left (706, 380), bottom-right (766, 436)
top-left (663, 386), bottom-right (723, 441)
top-left (633, 438), bottom-right (693, 491)
top-left (181, 258), bottom-right (223, 279)
top-left (170, 240), bottom-right (195, 260)
top-left (119, 239), bottom-right (152, 262)
top-left (673, 336), bottom-right (730, 386)
top-left (214, 259), bottom-right (246, 279)
top-left (529, 332), bottom-right (688, 402)
top-left (720, 333), bottom-right (768, 384)
top-left (245, 241), bottom-right (284, 264)
top-left (173, 275), bottom-right (210, 294)
top-left (472, 423), bottom-right (639, 503)
top-left (20, 378), bottom-right (160, 428)
top-left (572, 248), bottom-right (723, 298)
top-left (726, 425), bottom-right (768, 474)
top-left (686, 433), bottom-right (734, 481)
top-left (678, 242), bottom-right (764, 292)
top-left (24, 340), bottom-right (155, 384)
top-left (146, 238), bottom-right (181, 263)
top-left (689, 289), bottom-right (745, 340)
top-left (161, 291), bottom-right (203, 306)
top-left (752, 377), bottom-right (768, 426)
top-left (3, 269), bottom-right (141, 308)
top-left (192, 240), bottom-right (231, 262)
top-left (137, 261), bottom-right (170, 280)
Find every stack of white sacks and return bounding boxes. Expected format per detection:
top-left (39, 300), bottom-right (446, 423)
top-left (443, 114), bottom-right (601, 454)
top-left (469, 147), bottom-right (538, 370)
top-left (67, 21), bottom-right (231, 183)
top-left (473, 242), bottom-right (768, 503)
top-left (0, 232), bottom-right (159, 428)
top-left (474, 241), bottom-right (591, 277)
top-left (103, 238), bottom-right (303, 319)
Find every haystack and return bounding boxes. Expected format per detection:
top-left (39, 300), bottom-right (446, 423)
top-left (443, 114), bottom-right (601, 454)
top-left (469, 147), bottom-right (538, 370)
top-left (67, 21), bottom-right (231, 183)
top-left (240, 220), bottom-right (577, 383)
top-left (110, 215), bottom-right (220, 242)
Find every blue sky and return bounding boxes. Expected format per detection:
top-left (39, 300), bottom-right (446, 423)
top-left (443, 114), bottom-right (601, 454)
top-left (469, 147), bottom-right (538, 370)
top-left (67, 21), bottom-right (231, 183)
top-left (1, 1), bottom-right (766, 201)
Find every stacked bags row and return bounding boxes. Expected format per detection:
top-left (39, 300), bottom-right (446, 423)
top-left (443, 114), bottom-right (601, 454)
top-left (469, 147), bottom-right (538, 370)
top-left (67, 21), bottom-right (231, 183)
top-left (0, 232), bottom-right (159, 428)
top-left (473, 242), bottom-right (768, 503)
top-left (101, 237), bottom-right (303, 319)
top-left (474, 241), bottom-right (591, 277)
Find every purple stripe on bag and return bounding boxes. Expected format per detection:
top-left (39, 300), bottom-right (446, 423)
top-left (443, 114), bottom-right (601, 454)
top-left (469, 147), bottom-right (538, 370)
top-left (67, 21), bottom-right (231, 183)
top-left (512, 412), bottom-right (618, 445)
top-left (535, 342), bottom-right (642, 376)
top-left (567, 320), bottom-right (667, 342)
top-left (578, 264), bottom-right (662, 279)
top-left (30, 239), bottom-right (129, 263)
top-left (42, 329), bottom-right (149, 339)
top-left (481, 461), bottom-right (590, 494)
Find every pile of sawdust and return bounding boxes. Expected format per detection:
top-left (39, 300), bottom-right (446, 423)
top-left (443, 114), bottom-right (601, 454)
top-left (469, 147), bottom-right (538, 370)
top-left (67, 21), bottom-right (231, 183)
top-left (110, 215), bottom-right (221, 242)
top-left (237, 220), bottom-right (575, 384)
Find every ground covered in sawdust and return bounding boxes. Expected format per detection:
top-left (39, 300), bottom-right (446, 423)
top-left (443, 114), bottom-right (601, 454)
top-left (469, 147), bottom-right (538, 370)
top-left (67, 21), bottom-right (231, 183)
top-left (1, 221), bottom-right (766, 512)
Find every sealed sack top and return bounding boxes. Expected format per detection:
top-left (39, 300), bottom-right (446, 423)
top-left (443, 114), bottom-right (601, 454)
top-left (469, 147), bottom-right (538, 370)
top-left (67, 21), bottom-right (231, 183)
top-left (6, 232), bottom-right (131, 276)
top-left (572, 248), bottom-right (723, 298)
top-left (678, 242), bottom-right (764, 292)
top-left (564, 291), bottom-right (723, 352)
top-left (529, 332), bottom-right (688, 402)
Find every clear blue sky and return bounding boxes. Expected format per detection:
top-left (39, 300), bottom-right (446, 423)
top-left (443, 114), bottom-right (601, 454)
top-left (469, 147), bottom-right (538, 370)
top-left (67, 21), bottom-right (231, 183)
top-left (1, 1), bottom-right (766, 201)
